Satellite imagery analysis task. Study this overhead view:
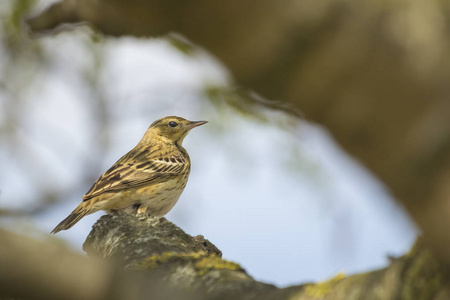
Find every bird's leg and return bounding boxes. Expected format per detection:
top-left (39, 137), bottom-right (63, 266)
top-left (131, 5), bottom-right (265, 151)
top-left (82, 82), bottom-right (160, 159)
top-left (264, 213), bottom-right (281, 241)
top-left (136, 205), bottom-right (151, 216)
top-left (131, 203), bottom-right (141, 215)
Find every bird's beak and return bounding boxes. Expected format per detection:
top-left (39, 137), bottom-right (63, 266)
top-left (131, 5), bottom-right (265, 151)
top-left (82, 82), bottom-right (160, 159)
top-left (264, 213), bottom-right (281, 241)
top-left (187, 120), bottom-right (208, 129)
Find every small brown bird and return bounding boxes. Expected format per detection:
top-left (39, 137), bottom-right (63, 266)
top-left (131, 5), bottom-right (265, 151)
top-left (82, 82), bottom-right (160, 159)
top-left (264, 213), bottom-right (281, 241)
top-left (51, 116), bottom-right (207, 234)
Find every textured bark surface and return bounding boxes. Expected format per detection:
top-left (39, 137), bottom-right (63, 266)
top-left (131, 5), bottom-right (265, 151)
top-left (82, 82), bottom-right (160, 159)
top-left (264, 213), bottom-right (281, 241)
top-left (80, 213), bottom-right (450, 300)
top-left (1, 214), bottom-right (449, 299)
top-left (26, 0), bottom-right (450, 265)
top-left (83, 214), bottom-right (284, 300)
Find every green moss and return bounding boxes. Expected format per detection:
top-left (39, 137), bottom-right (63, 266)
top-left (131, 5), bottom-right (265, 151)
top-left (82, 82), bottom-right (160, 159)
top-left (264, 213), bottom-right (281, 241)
top-left (194, 254), bottom-right (242, 275)
top-left (304, 273), bottom-right (346, 298)
top-left (135, 251), bottom-right (243, 275)
top-left (135, 251), bottom-right (195, 269)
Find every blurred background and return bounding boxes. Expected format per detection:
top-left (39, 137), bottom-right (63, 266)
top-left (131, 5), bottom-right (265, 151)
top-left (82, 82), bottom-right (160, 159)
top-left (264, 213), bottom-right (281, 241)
top-left (0, 0), bottom-right (417, 286)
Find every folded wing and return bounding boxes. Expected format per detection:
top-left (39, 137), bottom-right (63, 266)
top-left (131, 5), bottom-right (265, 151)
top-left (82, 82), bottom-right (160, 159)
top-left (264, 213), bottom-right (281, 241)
top-left (83, 154), bottom-right (187, 201)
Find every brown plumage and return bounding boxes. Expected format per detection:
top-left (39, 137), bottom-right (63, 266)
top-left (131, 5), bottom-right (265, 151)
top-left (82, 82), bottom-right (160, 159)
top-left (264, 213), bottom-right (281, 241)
top-left (51, 116), bottom-right (207, 234)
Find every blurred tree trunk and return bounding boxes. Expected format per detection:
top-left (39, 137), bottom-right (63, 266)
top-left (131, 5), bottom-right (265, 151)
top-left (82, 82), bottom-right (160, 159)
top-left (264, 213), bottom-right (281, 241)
top-left (1, 214), bottom-right (449, 300)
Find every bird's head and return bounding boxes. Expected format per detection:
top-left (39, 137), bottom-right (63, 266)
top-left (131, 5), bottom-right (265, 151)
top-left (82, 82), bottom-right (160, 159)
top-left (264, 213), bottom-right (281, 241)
top-left (141, 116), bottom-right (207, 146)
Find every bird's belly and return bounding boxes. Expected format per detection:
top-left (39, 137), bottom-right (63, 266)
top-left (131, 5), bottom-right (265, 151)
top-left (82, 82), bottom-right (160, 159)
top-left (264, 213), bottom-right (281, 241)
top-left (95, 177), bottom-right (187, 216)
top-left (135, 182), bottom-right (185, 216)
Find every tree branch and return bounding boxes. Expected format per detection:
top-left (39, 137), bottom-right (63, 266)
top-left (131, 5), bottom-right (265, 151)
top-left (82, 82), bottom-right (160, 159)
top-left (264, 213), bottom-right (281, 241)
top-left (82, 213), bottom-right (450, 299)
top-left (1, 214), bottom-right (449, 299)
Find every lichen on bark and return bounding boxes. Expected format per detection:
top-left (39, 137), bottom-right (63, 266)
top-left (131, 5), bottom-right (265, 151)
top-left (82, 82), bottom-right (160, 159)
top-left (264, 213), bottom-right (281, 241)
top-left (83, 213), bottom-right (281, 299)
top-left (80, 213), bottom-right (450, 300)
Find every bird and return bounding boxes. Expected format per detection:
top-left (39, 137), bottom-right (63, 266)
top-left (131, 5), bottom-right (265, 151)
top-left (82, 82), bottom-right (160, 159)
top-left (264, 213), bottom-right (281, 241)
top-left (51, 116), bottom-right (207, 234)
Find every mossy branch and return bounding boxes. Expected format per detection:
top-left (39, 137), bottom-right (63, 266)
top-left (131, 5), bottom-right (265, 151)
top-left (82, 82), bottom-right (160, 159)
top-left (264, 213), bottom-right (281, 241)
top-left (80, 213), bottom-right (450, 300)
top-left (0, 214), bottom-right (448, 299)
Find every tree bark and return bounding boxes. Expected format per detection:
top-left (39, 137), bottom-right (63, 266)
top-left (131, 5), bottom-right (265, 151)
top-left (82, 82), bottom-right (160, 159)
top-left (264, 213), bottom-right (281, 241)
top-left (2, 214), bottom-right (448, 300)
top-left (83, 214), bottom-right (450, 300)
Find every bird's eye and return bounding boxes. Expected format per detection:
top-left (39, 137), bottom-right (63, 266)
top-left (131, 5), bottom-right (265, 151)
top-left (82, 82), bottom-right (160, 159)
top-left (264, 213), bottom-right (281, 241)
top-left (168, 121), bottom-right (178, 128)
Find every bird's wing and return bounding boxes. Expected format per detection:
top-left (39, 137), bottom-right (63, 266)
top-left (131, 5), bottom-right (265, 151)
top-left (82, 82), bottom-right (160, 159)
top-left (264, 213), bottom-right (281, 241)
top-left (82, 150), bottom-right (187, 201)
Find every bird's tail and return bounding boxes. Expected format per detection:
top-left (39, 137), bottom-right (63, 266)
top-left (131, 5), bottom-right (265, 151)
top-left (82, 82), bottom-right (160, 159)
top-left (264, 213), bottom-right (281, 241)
top-left (51, 201), bottom-right (93, 234)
